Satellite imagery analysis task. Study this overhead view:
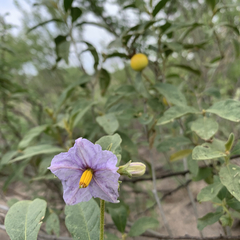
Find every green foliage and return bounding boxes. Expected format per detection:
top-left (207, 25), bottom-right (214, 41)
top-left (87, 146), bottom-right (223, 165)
top-left (65, 199), bottom-right (100, 240)
top-left (5, 199), bottom-right (47, 240)
top-left (2, 0), bottom-right (240, 238)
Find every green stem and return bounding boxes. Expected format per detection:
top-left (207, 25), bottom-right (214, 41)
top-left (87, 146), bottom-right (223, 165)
top-left (100, 199), bottom-right (105, 240)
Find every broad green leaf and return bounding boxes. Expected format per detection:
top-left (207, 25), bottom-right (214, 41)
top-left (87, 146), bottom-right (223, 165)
top-left (157, 105), bottom-right (198, 125)
top-left (99, 68), bottom-right (111, 96)
top-left (27, 19), bottom-right (64, 33)
top-left (0, 151), bottom-right (18, 165)
top-left (157, 136), bottom-right (192, 152)
top-left (5, 198), bottom-right (47, 240)
top-left (231, 140), bottom-right (240, 156)
top-left (55, 75), bottom-right (90, 112)
top-left (103, 52), bottom-right (129, 60)
top-left (71, 7), bottom-right (82, 23)
top-left (46, 212), bottom-right (60, 236)
top-left (170, 149), bottom-right (192, 162)
top-left (206, 99), bottom-right (240, 122)
top-left (192, 167), bottom-right (212, 182)
top-left (108, 205), bottom-right (127, 233)
top-left (226, 198), bottom-right (240, 212)
top-left (9, 145), bottom-right (65, 163)
top-left (128, 217), bottom-right (159, 237)
top-left (187, 154), bottom-right (199, 177)
top-left (18, 125), bottom-right (48, 149)
top-left (225, 133), bottom-right (235, 151)
top-left (191, 117), bottom-right (218, 140)
top-left (197, 178), bottom-right (223, 202)
top-left (219, 164), bottom-right (240, 202)
top-left (115, 85), bottom-right (136, 96)
top-left (155, 83), bottom-right (187, 106)
top-left (192, 145), bottom-right (226, 160)
top-left (134, 73), bottom-right (150, 99)
top-left (96, 134), bottom-right (122, 165)
top-left (204, 87), bottom-right (221, 98)
top-left (64, 0), bottom-right (73, 11)
top-left (170, 64), bottom-right (201, 75)
top-left (65, 199), bottom-right (100, 240)
top-left (152, 0), bottom-right (169, 17)
top-left (197, 211), bottom-right (223, 231)
top-left (96, 113), bottom-right (119, 135)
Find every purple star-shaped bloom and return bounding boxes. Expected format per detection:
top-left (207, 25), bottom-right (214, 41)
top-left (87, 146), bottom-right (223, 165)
top-left (48, 138), bottom-right (120, 205)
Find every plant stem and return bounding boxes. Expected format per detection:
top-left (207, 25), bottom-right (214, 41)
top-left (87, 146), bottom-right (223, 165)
top-left (100, 199), bottom-right (105, 240)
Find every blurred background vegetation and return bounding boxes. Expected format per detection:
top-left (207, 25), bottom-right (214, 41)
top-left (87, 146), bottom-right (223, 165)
top-left (1, 0), bottom-right (240, 239)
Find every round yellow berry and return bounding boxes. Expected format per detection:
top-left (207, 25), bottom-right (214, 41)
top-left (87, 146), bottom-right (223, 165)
top-left (130, 53), bottom-right (148, 71)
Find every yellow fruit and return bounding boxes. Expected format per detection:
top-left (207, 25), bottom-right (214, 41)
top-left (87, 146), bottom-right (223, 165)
top-left (130, 53), bottom-right (148, 71)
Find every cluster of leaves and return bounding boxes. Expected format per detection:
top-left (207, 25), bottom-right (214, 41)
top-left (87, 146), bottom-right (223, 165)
top-left (1, 0), bottom-right (240, 239)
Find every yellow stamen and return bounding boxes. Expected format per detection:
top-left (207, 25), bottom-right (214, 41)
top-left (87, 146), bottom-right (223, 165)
top-left (79, 169), bottom-right (93, 188)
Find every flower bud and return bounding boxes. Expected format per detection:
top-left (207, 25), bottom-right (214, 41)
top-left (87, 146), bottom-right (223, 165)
top-left (118, 161), bottom-right (146, 178)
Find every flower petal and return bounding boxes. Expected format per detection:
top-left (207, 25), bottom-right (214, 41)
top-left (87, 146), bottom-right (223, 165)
top-left (62, 181), bottom-right (92, 205)
top-left (94, 150), bottom-right (118, 171)
top-left (48, 152), bottom-right (83, 180)
top-left (73, 138), bottom-right (102, 169)
top-left (89, 170), bottom-right (120, 203)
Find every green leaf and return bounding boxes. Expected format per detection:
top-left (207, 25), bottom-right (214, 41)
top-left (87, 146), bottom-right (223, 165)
top-left (231, 140), bottom-right (240, 156)
top-left (71, 7), bottom-right (82, 23)
top-left (157, 105), bottom-right (198, 125)
top-left (38, 157), bottom-right (52, 175)
top-left (191, 117), bottom-right (218, 140)
top-left (27, 19), bottom-right (64, 33)
top-left (157, 136), bottom-right (191, 152)
top-left (226, 198), bottom-right (240, 212)
top-left (0, 151), bottom-right (18, 165)
top-left (170, 149), bottom-right (192, 162)
top-left (65, 199), bottom-right (99, 240)
top-left (46, 212), bottom-right (60, 236)
top-left (58, 40), bottom-right (70, 64)
top-left (82, 41), bottom-right (99, 70)
top-left (18, 125), bottom-right (48, 149)
top-left (206, 99), bottom-right (240, 122)
top-left (219, 164), bottom-right (240, 202)
top-left (96, 134), bottom-right (122, 165)
top-left (193, 167), bottom-right (212, 182)
top-left (5, 198), bottom-right (47, 240)
top-left (64, 0), bottom-right (73, 11)
top-left (99, 68), bottom-right (111, 96)
top-left (155, 83), bottom-right (187, 106)
top-left (233, 39), bottom-right (240, 58)
top-left (108, 205), bottom-right (127, 233)
top-left (192, 145), bottom-right (226, 160)
top-left (206, 0), bottom-right (216, 10)
top-left (225, 133), bottom-right (235, 152)
top-left (152, 0), bottom-right (169, 17)
top-left (197, 178), bottom-right (223, 202)
top-left (55, 75), bottom-right (90, 112)
top-left (220, 214), bottom-right (233, 227)
top-left (187, 154), bottom-right (199, 177)
top-left (117, 131), bottom-right (137, 155)
top-left (134, 73), bottom-right (150, 99)
top-left (96, 113), bottom-right (119, 135)
top-left (170, 64), bottom-right (201, 75)
top-left (197, 211), bottom-right (223, 231)
top-left (71, 102), bottom-right (94, 129)
top-left (9, 145), bottom-right (65, 163)
top-left (128, 217), bottom-right (159, 237)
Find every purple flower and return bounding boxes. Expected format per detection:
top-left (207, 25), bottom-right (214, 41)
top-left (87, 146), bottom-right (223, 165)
top-left (48, 138), bottom-right (120, 205)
